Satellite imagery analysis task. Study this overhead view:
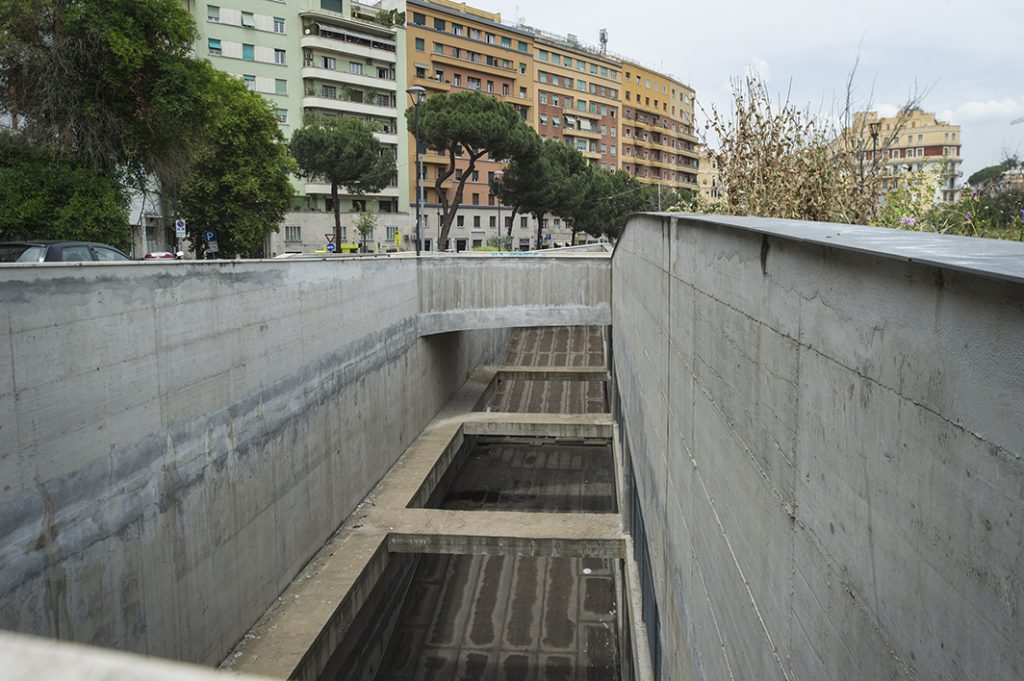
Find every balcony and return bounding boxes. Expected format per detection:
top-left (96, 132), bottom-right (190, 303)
top-left (301, 66), bottom-right (397, 91)
top-left (300, 32), bottom-right (396, 63)
top-left (303, 95), bottom-right (396, 117)
top-left (304, 183), bottom-right (399, 198)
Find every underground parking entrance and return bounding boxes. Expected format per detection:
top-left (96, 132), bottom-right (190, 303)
top-left (224, 327), bottom-right (648, 681)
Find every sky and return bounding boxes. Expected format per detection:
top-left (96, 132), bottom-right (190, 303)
top-left (485, 0), bottom-right (1024, 181)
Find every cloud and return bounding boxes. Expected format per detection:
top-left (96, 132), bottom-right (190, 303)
top-left (873, 103), bottom-right (901, 118)
top-left (745, 57), bottom-right (771, 83)
top-left (939, 98), bottom-right (1024, 124)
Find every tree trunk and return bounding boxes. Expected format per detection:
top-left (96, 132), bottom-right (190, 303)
top-left (332, 181), bottom-right (341, 248)
top-left (571, 222), bottom-right (577, 246)
top-left (535, 213), bottom-right (543, 250)
top-left (506, 206), bottom-right (519, 245)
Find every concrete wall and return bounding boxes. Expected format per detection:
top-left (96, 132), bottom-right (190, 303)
top-left (612, 214), bottom-right (1024, 681)
top-left (417, 255), bottom-right (611, 334)
top-left (0, 258), bottom-right (507, 665)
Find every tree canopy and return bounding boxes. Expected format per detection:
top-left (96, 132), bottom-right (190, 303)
top-left (407, 90), bottom-right (533, 247)
top-left (290, 116), bottom-right (395, 245)
top-left (0, 0), bottom-right (203, 184)
top-left (177, 67), bottom-right (294, 259)
top-left (0, 132), bottom-right (130, 249)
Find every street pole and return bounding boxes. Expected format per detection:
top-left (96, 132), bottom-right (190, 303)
top-left (407, 86), bottom-right (427, 256)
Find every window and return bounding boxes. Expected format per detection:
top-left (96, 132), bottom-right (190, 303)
top-left (472, 170), bottom-right (479, 181)
top-left (386, 225), bottom-right (399, 240)
top-left (274, 49), bottom-right (286, 65)
top-left (415, 66), bottom-right (426, 78)
top-left (467, 77), bottom-right (480, 90)
top-left (285, 225), bottom-right (301, 242)
top-left (434, 17), bottom-right (446, 30)
top-left (486, 80), bottom-right (494, 93)
top-left (208, 38), bottom-right (221, 55)
top-left (434, 42), bottom-right (444, 54)
top-left (473, 215), bottom-right (481, 227)
top-left (502, 83), bottom-right (509, 96)
top-left (540, 113), bottom-right (548, 126)
top-left (415, 37), bottom-right (424, 51)
top-left (242, 43), bottom-right (254, 61)
top-left (519, 86), bottom-right (526, 98)
top-left (412, 12), bottom-right (425, 25)
top-left (352, 199), bottom-right (366, 212)
top-left (485, 33), bottom-right (495, 44)
top-left (539, 72), bottom-right (548, 84)
top-left (552, 116), bottom-right (560, 127)
top-left (275, 78), bottom-right (287, 94)
top-left (552, 95), bottom-right (560, 106)
top-left (321, 84), bottom-right (337, 98)
top-left (501, 36), bottom-right (511, 47)
top-left (274, 16), bottom-right (285, 33)
top-left (520, 217), bottom-right (527, 228)
top-left (539, 92), bottom-right (548, 104)
top-left (349, 61), bottom-right (363, 75)
top-left (518, 41), bottom-right (528, 52)
top-left (453, 74), bottom-right (461, 87)
top-left (321, 0), bottom-right (342, 10)
top-left (457, 215), bottom-right (465, 227)
top-left (243, 74), bottom-right (256, 91)
top-left (590, 63), bottom-right (598, 74)
top-left (452, 23), bottom-right (463, 36)
top-left (472, 193), bottom-right (480, 205)
top-left (241, 11), bottom-right (254, 28)
top-left (322, 56), bottom-right (336, 69)
top-left (434, 68), bottom-right (444, 81)
top-left (207, 5), bottom-right (220, 22)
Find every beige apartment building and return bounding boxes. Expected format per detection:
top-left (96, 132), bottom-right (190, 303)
top-left (855, 109), bottom-right (963, 203)
top-left (405, 0), bottom-right (697, 249)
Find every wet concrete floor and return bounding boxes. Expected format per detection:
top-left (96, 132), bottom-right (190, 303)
top-left (439, 439), bottom-right (616, 514)
top-left (487, 327), bottom-right (607, 414)
top-left (358, 327), bottom-right (621, 681)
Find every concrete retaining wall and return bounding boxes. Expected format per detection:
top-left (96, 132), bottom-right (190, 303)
top-left (0, 258), bottom-right (506, 665)
top-left (612, 214), bottom-right (1024, 681)
top-left (417, 255), bottom-right (611, 334)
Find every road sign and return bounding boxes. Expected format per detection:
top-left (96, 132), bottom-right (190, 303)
top-left (325, 233), bottom-right (335, 243)
top-left (203, 230), bottom-right (219, 253)
top-left (326, 243), bottom-right (336, 252)
top-left (174, 219), bottom-right (187, 238)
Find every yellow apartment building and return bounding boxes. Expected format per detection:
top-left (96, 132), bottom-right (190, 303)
top-left (620, 62), bottom-right (699, 193)
top-left (855, 109), bottom-right (963, 203)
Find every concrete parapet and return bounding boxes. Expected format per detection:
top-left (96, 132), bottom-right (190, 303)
top-left (613, 213), bottom-right (1024, 680)
top-left (0, 258), bottom-right (507, 665)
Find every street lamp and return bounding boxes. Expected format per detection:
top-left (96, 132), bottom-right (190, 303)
top-left (406, 85), bottom-right (427, 255)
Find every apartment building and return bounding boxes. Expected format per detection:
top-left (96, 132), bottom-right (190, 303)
top-left (855, 109), bottom-right (963, 203)
top-left (620, 62), bottom-right (698, 192)
top-left (532, 34), bottom-right (622, 172)
top-left (190, 0), bottom-right (410, 255)
top-left (406, 0), bottom-right (538, 251)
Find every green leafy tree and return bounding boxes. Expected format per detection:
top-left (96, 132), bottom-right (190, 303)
top-left (0, 0), bottom-right (203, 185)
top-left (408, 91), bottom-right (533, 248)
top-left (0, 132), bottom-right (130, 249)
top-left (355, 210), bottom-right (378, 252)
top-left (177, 68), bottom-right (293, 259)
top-left (490, 133), bottom-right (544, 245)
top-left (290, 116), bottom-right (395, 246)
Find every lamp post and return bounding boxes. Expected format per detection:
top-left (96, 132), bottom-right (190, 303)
top-left (406, 85), bottom-right (427, 255)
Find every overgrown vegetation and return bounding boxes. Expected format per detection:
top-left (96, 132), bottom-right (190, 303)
top-left (688, 73), bottom-right (1021, 241)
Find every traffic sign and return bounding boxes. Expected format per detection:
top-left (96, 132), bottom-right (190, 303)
top-left (325, 233), bottom-right (335, 243)
top-left (326, 243), bottom-right (336, 252)
top-left (174, 219), bottom-right (187, 238)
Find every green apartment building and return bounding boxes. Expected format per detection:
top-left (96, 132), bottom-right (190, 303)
top-left (185, 0), bottom-right (411, 254)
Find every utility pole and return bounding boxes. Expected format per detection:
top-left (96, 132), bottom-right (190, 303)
top-left (406, 86), bottom-right (427, 255)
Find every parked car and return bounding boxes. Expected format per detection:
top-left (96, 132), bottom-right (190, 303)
top-left (142, 251), bottom-right (183, 260)
top-left (0, 241), bottom-right (133, 263)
